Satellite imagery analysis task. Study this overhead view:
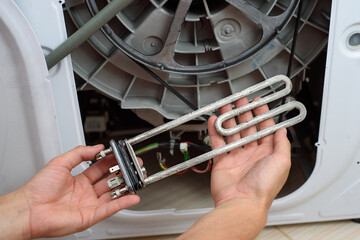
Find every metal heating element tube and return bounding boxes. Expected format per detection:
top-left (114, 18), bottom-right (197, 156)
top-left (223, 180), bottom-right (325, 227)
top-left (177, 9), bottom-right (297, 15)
top-left (128, 75), bottom-right (292, 146)
top-left (144, 101), bottom-right (306, 185)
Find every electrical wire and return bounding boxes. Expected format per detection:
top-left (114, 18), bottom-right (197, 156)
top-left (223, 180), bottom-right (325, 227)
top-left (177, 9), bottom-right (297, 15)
top-left (287, 0), bottom-right (304, 78)
top-left (133, 60), bottom-right (210, 121)
top-left (136, 61), bottom-right (197, 110)
top-left (174, 150), bottom-right (189, 175)
top-left (157, 142), bottom-right (211, 153)
top-left (191, 160), bottom-right (212, 173)
top-left (279, 0), bottom-right (304, 122)
top-left (135, 141), bottom-right (212, 174)
top-left (159, 162), bottom-right (189, 175)
top-left (159, 162), bottom-right (167, 170)
top-left (135, 143), bottom-right (159, 155)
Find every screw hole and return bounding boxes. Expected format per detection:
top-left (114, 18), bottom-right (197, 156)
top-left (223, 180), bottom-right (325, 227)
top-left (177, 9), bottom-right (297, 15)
top-left (349, 33), bottom-right (360, 47)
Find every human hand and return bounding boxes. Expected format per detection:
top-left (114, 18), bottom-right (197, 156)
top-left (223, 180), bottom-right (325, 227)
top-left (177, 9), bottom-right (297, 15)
top-left (208, 97), bottom-right (291, 209)
top-left (177, 97), bottom-right (291, 240)
top-left (17, 145), bottom-right (140, 238)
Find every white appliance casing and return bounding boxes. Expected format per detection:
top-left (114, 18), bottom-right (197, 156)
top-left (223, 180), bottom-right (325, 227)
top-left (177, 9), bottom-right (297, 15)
top-left (1, 0), bottom-right (360, 239)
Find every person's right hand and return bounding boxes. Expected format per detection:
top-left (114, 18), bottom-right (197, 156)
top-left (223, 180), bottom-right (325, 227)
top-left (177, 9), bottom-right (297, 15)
top-left (178, 97), bottom-right (292, 240)
top-left (208, 96), bottom-right (291, 210)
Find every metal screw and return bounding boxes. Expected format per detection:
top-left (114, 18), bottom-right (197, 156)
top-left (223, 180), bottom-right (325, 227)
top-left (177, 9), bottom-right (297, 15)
top-left (221, 24), bottom-right (234, 36)
top-left (141, 167), bottom-right (147, 176)
top-left (96, 147), bottom-right (113, 161)
top-left (110, 186), bottom-right (129, 199)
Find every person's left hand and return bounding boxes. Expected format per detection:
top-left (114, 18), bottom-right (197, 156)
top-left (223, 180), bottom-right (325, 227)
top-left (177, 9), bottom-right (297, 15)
top-left (19, 145), bottom-right (140, 238)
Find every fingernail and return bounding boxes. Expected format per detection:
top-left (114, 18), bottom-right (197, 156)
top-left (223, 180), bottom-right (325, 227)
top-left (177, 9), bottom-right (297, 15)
top-left (281, 128), bottom-right (287, 135)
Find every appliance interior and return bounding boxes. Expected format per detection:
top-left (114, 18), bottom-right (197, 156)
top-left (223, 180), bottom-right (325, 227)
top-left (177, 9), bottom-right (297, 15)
top-left (66, 0), bottom-right (330, 210)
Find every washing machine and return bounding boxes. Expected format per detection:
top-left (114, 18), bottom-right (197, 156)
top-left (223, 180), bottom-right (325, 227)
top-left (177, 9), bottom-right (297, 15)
top-left (1, 0), bottom-right (360, 239)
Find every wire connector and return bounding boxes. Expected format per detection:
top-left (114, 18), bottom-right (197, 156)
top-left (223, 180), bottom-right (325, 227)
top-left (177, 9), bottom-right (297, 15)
top-left (156, 152), bottom-right (166, 164)
top-left (107, 176), bottom-right (124, 189)
top-left (180, 142), bottom-right (188, 153)
top-left (109, 165), bottom-right (120, 173)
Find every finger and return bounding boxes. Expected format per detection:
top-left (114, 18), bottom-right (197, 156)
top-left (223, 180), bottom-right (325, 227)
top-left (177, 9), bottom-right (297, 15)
top-left (94, 177), bottom-right (112, 197)
top-left (82, 154), bottom-right (118, 184)
top-left (137, 157), bottom-right (143, 167)
top-left (208, 115), bottom-right (225, 149)
top-left (235, 97), bottom-right (257, 148)
top-left (254, 128), bottom-right (291, 199)
top-left (219, 104), bottom-right (241, 143)
top-left (252, 97), bottom-right (275, 145)
top-left (94, 194), bottom-right (140, 223)
top-left (273, 128), bottom-right (291, 160)
top-left (50, 144), bottom-right (104, 171)
top-left (208, 115), bottom-right (227, 166)
top-left (92, 157), bottom-right (144, 196)
top-left (93, 172), bottom-right (120, 197)
top-left (273, 128), bottom-right (292, 189)
top-left (98, 190), bottom-right (114, 203)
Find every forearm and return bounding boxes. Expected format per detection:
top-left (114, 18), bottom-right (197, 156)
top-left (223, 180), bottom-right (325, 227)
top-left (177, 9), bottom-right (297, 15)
top-left (0, 189), bottom-right (31, 240)
top-left (178, 199), bottom-right (268, 240)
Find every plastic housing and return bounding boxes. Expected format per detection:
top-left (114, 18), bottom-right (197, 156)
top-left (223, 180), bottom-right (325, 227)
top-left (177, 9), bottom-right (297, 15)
top-left (2, 0), bottom-right (360, 239)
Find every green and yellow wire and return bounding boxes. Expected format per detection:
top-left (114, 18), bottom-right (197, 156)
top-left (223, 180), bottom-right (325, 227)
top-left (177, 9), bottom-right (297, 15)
top-left (134, 142), bottom-right (211, 174)
top-left (135, 143), bottom-right (159, 155)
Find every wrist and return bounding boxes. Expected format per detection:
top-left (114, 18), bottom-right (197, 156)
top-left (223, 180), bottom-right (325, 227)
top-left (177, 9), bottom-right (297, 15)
top-left (216, 194), bottom-right (271, 213)
top-left (215, 197), bottom-right (269, 228)
top-left (179, 198), bottom-right (268, 240)
top-left (0, 189), bottom-right (31, 239)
